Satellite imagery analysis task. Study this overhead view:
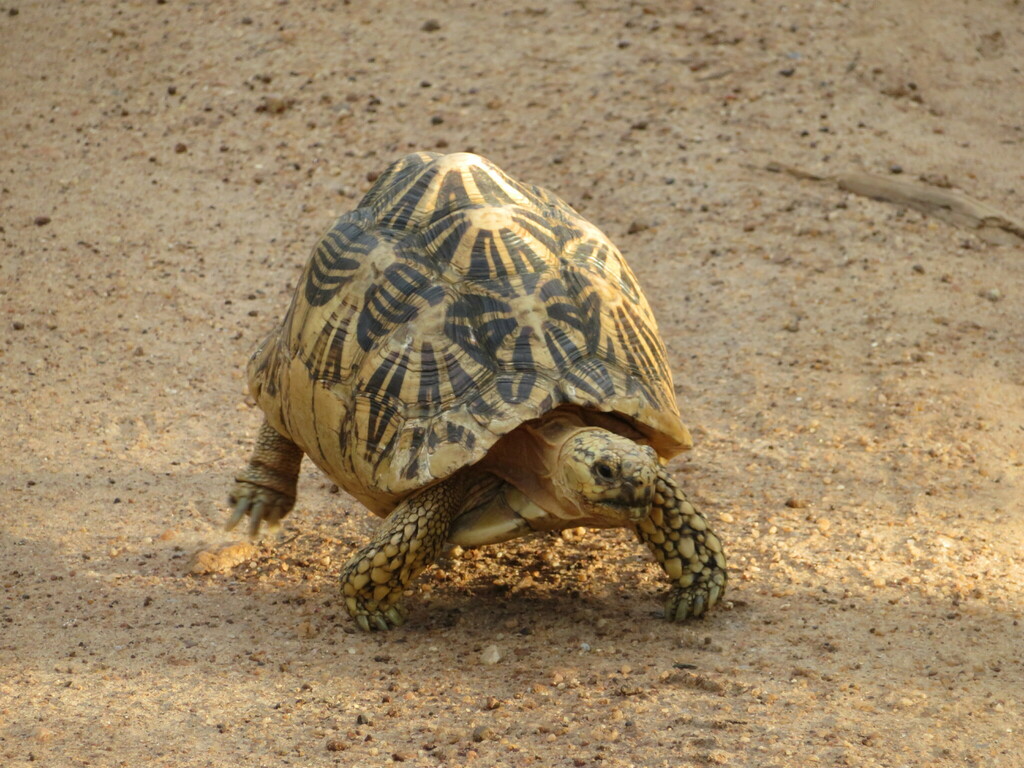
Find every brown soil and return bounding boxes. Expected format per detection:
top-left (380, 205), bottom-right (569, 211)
top-left (2, 1), bottom-right (1022, 766)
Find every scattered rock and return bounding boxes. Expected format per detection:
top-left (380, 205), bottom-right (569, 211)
top-left (480, 644), bottom-right (504, 665)
top-left (421, 19), bottom-right (441, 32)
top-left (471, 725), bottom-right (495, 742)
top-left (256, 95), bottom-right (296, 114)
top-left (34, 216), bottom-right (51, 226)
top-left (188, 541), bottom-right (256, 574)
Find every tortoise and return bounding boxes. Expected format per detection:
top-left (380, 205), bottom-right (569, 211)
top-left (228, 152), bottom-right (727, 631)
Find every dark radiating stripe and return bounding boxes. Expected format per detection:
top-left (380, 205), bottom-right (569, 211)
top-left (417, 342), bottom-right (443, 406)
top-left (544, 324), bottom-right (583, 369)
top-left (510, 327), bottom-right (535, 371)
top-left (435, 168), bottom-right (473, 213)
top-left (403, 426), bottom-right (427, 479)
top-left (539, 278), bottom-right (585, 331)
top-left (468, 229), bottom-right (506, 280)
top-left (474, 316), bottom-right (517, 356)
top-left (496, 371), bottom-right (538, 404)
top-left (442, 351), bottom-right (475, 398)
top-left (510, 209), bottom-right (562, 257)
top-left (363, 392), bottom-right (401, 457)
top-left (565, 358), bottom-right (616, 400)
top-left (420, 215), bottom-right (471, 268)
top-left (304, 218), bottom-right (371, 306)
top-left (359, 152), bottom-right (438, 209)
top-left (380, 165), bottom-right (440, 230)
top-left (356, 263), bottom-right (430, 351)
top-left (468, 164), bottom-right (521, 207)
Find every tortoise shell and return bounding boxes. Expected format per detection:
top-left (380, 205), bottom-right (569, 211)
top-left (247, 152), bottom-right (691, 515)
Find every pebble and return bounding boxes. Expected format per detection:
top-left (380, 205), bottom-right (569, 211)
top-left (188, 541), bottom-right (256, 574)
top-left (421, 19), bottom-right (441, 32)
top-left (257, 95), bottom-right (295, 114)
top-left (480, 644), bottom-right (503, 665)
top-left (471, 725), bottom-right (495, 742)
top-left (785, 498), bottom-right (808, 509)
top-left (982, 288), bottom-right (1002, 302)
top-left (33, 216), bottom-right (51, 226)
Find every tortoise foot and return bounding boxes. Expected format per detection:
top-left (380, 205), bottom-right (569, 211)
top-left (340, 555), bottom-right (408, 632)
top-left (226, 480), bottom-right (295, 538)
top-left (664, 571), bottom-right (726, 622)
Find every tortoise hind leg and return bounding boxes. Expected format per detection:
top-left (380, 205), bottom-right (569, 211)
top-left (340, 471), bottom-right (497, 631)
top-left (635, 466), bottom-right (727, 621)
top-left (227, 419), bottom-right (304, 538)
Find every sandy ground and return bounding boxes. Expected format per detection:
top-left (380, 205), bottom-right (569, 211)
top-left (2, 1), bottom-right (1023, 766)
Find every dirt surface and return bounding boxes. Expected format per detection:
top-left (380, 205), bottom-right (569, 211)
top-left (2, 1), bottom-right (1023, 766)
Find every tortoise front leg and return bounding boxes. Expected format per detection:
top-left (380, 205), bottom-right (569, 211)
top-left (227, 419), bottom-right (304, 537)
top-left (340, 471), bottom-right (478, 632)
top-left (635, 466), bottom-right (727, 621)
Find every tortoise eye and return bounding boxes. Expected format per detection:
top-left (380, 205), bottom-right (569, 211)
top-left (594, 461), bottom-right (616, 481)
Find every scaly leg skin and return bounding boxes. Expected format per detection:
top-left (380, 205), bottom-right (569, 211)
top-left (226, 420), bottom-right (304, 538)
top-left (340, 472), bottom-right (471, 632)
top-left (635, 466), bottom-right (727, 621)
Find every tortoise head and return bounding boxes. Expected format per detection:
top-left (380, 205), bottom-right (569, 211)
top-left (556, 428), bottom-right (658, 525)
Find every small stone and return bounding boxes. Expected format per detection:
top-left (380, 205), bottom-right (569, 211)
top-left (480, 644), bottom-right (503, 665)
top-left (889, 163), bottom-right (903, 174)
top-left (779, 67), bottom-right (795, 77)
top-left (471, 725), bottom-right (495, 742)
top-left (174, 143), bottom-right (187, 154)
top-left (912, 264), bottom-right (925, 274)
top-left (421, 19), bottom-right (441, 32)
top-left (257, 95), bottom-right (295, 114)
top-left (627, 220), bottom-right (649, 235)
top-left (430, 115), bottom-right (444, 125)
top-left (188, 541), bottom-right (256, 574)
top-left (33, 216), bottom-right (51, 226)
top-left (326, 739), bottom-right (347, 752)
top-left (982, 288), bottom-right (1002, 302)
top-left (785, 498), bottom-right (808, 509)
top-left (12, 320), bottom-right (25, 330)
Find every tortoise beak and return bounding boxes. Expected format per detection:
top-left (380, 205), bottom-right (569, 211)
top-left (620, 482), bottom-right (653, 522)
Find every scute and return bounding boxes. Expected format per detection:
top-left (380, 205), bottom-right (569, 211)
top-left (248, 152), bottom-right (690, 516)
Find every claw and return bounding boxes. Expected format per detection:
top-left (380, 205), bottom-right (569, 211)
top-left (356, 614), bottom-right (371, 633)
top-left (247, 499), bottom-right (266, 538)
top-left (691, 592), bottom-right (706, 618)
top-left (385, 606), bottom-right (405, 627)
top-left (225, 498), bottom-right (249, 532)
top-left (373, 615), bottom-right (390, 632)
